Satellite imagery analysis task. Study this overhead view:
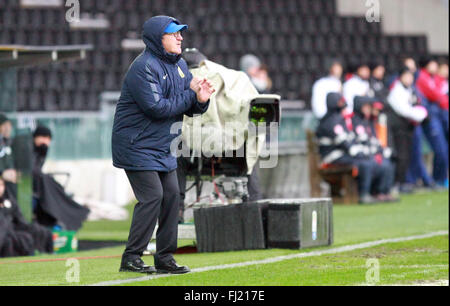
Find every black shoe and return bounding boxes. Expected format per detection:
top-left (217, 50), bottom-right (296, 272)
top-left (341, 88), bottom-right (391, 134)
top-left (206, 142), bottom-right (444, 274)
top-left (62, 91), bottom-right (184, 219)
top-left (155, 258), bottom-right (190, 274)
top-left (119, 257), bottom-right (156, 274)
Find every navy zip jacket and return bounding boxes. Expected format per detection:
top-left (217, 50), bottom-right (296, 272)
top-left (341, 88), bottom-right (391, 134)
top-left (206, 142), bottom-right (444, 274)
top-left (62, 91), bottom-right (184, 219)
top-left (112, 16), bottom-right (209, 171)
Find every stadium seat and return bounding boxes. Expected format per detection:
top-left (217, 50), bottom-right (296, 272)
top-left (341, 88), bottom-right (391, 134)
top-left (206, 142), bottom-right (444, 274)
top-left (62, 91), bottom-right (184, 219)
top-left (259, 35), bottom-right (272, 54)
top-left (292, 18), bottom-right (303, 35)
top-left (43, 91), bottom-right (58, 111)
top-left (388, 36), bottom-right (403, 55)
top-left (16, 91), bottom-right (27, 112)
top-left (28, 90), bottom-right (43, 111)
top-left (318, 18), bottom-right (331, 35)
top-left (2, 0), bottom-right (436, 111)
top-left (377, 36), bottom-right (389, 54)
top-left (59, 91), bottom-right (72, 111)
top-left (73, 91), bottom-right (86, 111)
top-left (313, 35), bottom-right (327, 54)
top-left (303, 16), bottom-right (317, 35)
top-left (352, 36), bottom-right (366, 54)
top-left (86, 91), bottom-right (99, 110)
top-left (326, 35), bottom-right (340, 54)
top-left (294, 55), bottom-right (306, 71)
top-left (62, 71), bottom-right (75, 91)
top-left (306, 55), bottom-right (320, 72)
top-left (47, 72), bottom-right (60, 91)
top-left (330, 17), bottom-right (343, 34)
top-left (300, 35), bottom-right (313, 53)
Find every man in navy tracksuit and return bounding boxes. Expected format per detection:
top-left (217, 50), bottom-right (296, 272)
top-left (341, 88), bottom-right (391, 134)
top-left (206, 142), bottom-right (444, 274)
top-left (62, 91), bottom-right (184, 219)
top-left (112, 16), bottom-right (214, 274)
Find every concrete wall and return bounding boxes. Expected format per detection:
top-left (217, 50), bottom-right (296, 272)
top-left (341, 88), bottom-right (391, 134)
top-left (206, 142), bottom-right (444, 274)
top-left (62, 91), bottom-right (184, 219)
top-left (337, 0), bottom-right (449, 54)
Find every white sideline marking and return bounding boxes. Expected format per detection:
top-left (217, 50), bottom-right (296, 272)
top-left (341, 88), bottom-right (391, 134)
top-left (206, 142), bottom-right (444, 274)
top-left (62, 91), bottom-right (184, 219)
top-left (89, 230), bottom-right (448, 286)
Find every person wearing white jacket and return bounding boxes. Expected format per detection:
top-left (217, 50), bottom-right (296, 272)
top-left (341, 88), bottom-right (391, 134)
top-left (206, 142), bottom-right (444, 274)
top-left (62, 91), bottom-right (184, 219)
top-left (386, 67), bottom-right (428, 190)
top-left (311, 60), bottom-right (343, 119)
top-left (343, 62), bottom-right (371, 113)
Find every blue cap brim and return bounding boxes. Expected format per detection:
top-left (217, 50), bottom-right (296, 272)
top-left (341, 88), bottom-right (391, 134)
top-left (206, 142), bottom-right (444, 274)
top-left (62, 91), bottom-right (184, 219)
top-left (164, 22), bottom-right (188, 34)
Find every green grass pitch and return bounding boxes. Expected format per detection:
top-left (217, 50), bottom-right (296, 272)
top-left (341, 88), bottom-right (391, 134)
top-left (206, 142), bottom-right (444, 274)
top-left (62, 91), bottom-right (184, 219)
top-left (0, 191), bottom-right (447, 286)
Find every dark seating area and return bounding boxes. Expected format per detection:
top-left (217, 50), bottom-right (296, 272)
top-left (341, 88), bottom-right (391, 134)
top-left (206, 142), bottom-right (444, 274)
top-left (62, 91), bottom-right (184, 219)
top-left (0, 0), bottom-right (429, 111)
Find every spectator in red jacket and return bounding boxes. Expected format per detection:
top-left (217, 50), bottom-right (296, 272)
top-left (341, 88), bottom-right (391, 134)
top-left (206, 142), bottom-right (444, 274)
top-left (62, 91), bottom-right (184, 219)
top-left (435, 58), bottom-right (449, 140)
top-left (415, 56), bottom-right (448, 188)
top-left (416, 58), bottom-right (448, 110)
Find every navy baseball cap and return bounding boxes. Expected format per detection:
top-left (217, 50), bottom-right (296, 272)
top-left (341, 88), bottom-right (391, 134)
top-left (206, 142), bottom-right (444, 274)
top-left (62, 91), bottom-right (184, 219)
top-left (164, 21), bottom-right (188, 34)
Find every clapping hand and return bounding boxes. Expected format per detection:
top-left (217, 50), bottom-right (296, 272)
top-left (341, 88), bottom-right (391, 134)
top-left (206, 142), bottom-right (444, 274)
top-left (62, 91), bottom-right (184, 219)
top-left (190, 77), bottom-right (215, 103)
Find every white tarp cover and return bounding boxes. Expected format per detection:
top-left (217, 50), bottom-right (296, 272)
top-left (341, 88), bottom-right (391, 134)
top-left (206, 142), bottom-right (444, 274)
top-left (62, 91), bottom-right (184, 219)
top-left (182, 60), bottom-right (266, 174)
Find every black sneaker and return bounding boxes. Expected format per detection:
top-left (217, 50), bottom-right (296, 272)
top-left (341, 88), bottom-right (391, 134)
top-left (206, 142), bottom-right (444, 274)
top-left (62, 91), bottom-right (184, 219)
top-left (119, 257), bottom-right (156, 274)
top-left (155, 258), bottom-right (190, 274)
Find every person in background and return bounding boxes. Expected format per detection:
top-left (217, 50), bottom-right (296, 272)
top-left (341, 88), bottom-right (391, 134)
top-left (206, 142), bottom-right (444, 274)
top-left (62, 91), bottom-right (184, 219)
top-left (343, 60), bottom-right (371, 113)
top-left (32, 125), bottom-right (90, 231)
top-left (415, 56), bottom-right (449, 188)
top-left (435, 58), bottom-right (449, 141)
top-left (0, 176), bottom-right (53, 258)
top-left (239, 54), bottom-right (272, 94)
top-left (386, 67), bottom-right (428, 192)
top-left (395, 57), bottom-right (435, 191)
top-left (0, 114), bottom-right (17, 187)
top-left (351, 96), bottom-right (395, 202)
top-left (32, 125), bottom-right (53, 214)
top-left (369, 59), bottom-right (389, 104)
top-left (368, 59), bottom-right (390, 153)
top-left (311, 59), bottom-right (343, 119)
top-left (369, 100), bottom-right (397, 201)
top-left (316, 93), bottom-right (377, 204)
top-left (387, 55), bottom-right (418, 87)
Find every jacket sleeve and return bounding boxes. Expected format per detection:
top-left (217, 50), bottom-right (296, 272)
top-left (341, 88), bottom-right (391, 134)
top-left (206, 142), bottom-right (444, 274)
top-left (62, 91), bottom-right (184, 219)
top-left (184, 100), bottom-right (210, 117)
top-left (127, 64), bottom-right (197, 119)
top-left (387, 85), bottom-right (428, 123)
top-left (416, 73), bottom-right (449, 109)
top-left (182, 67), bottom-right (211, 117)
top-left (311, 80), bottom-right (327, 119)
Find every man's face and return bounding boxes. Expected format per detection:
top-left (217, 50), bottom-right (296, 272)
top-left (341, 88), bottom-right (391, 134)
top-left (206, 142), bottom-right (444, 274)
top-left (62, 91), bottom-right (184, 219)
top-left (404, 58), bottom-right (417, 73)
top-left (426, 61), bottom-right (439, 75)
top-left (372, 66), bottom-right (385, 80)
top-left (330, 63), bottom-right (343, 79)
top-left (357, 66), bottom-right (371, 80)
top-left (438, 64), bottom-right (449, 79)
top-left (0, 121), bottom-right (12, 139)
top-left (162, 31), bottom-right (183, 55)
top-left (0, 179), bottom-right (5, 198)
top-left (34, 136), bottom-right (52, 147)
top-left (372, 108), bottom-right (381, 117)
top-left (400, 72), bottom-right (414, 88)
top-left (361, 104), bottom-right (372, 118)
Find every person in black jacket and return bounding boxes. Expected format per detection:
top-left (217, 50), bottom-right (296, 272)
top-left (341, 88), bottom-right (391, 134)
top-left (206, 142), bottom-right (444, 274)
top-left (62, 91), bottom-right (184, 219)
top-left (352, 97), bottom-right (396, 202)
top-left (369, 59), bottom-right (389, 104)
top-left (0, 114), bottom-right (17, 188)
top-left (0, 177), bottom-right (53, 257)
top-left (316, 93), bottom-right (377, 204)
top-left (386, 67), bottom-right (428, 191)
top-left (32, 126), bottom-right (89, 231)
top-left (112, 16), bottom-right (214, 274)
